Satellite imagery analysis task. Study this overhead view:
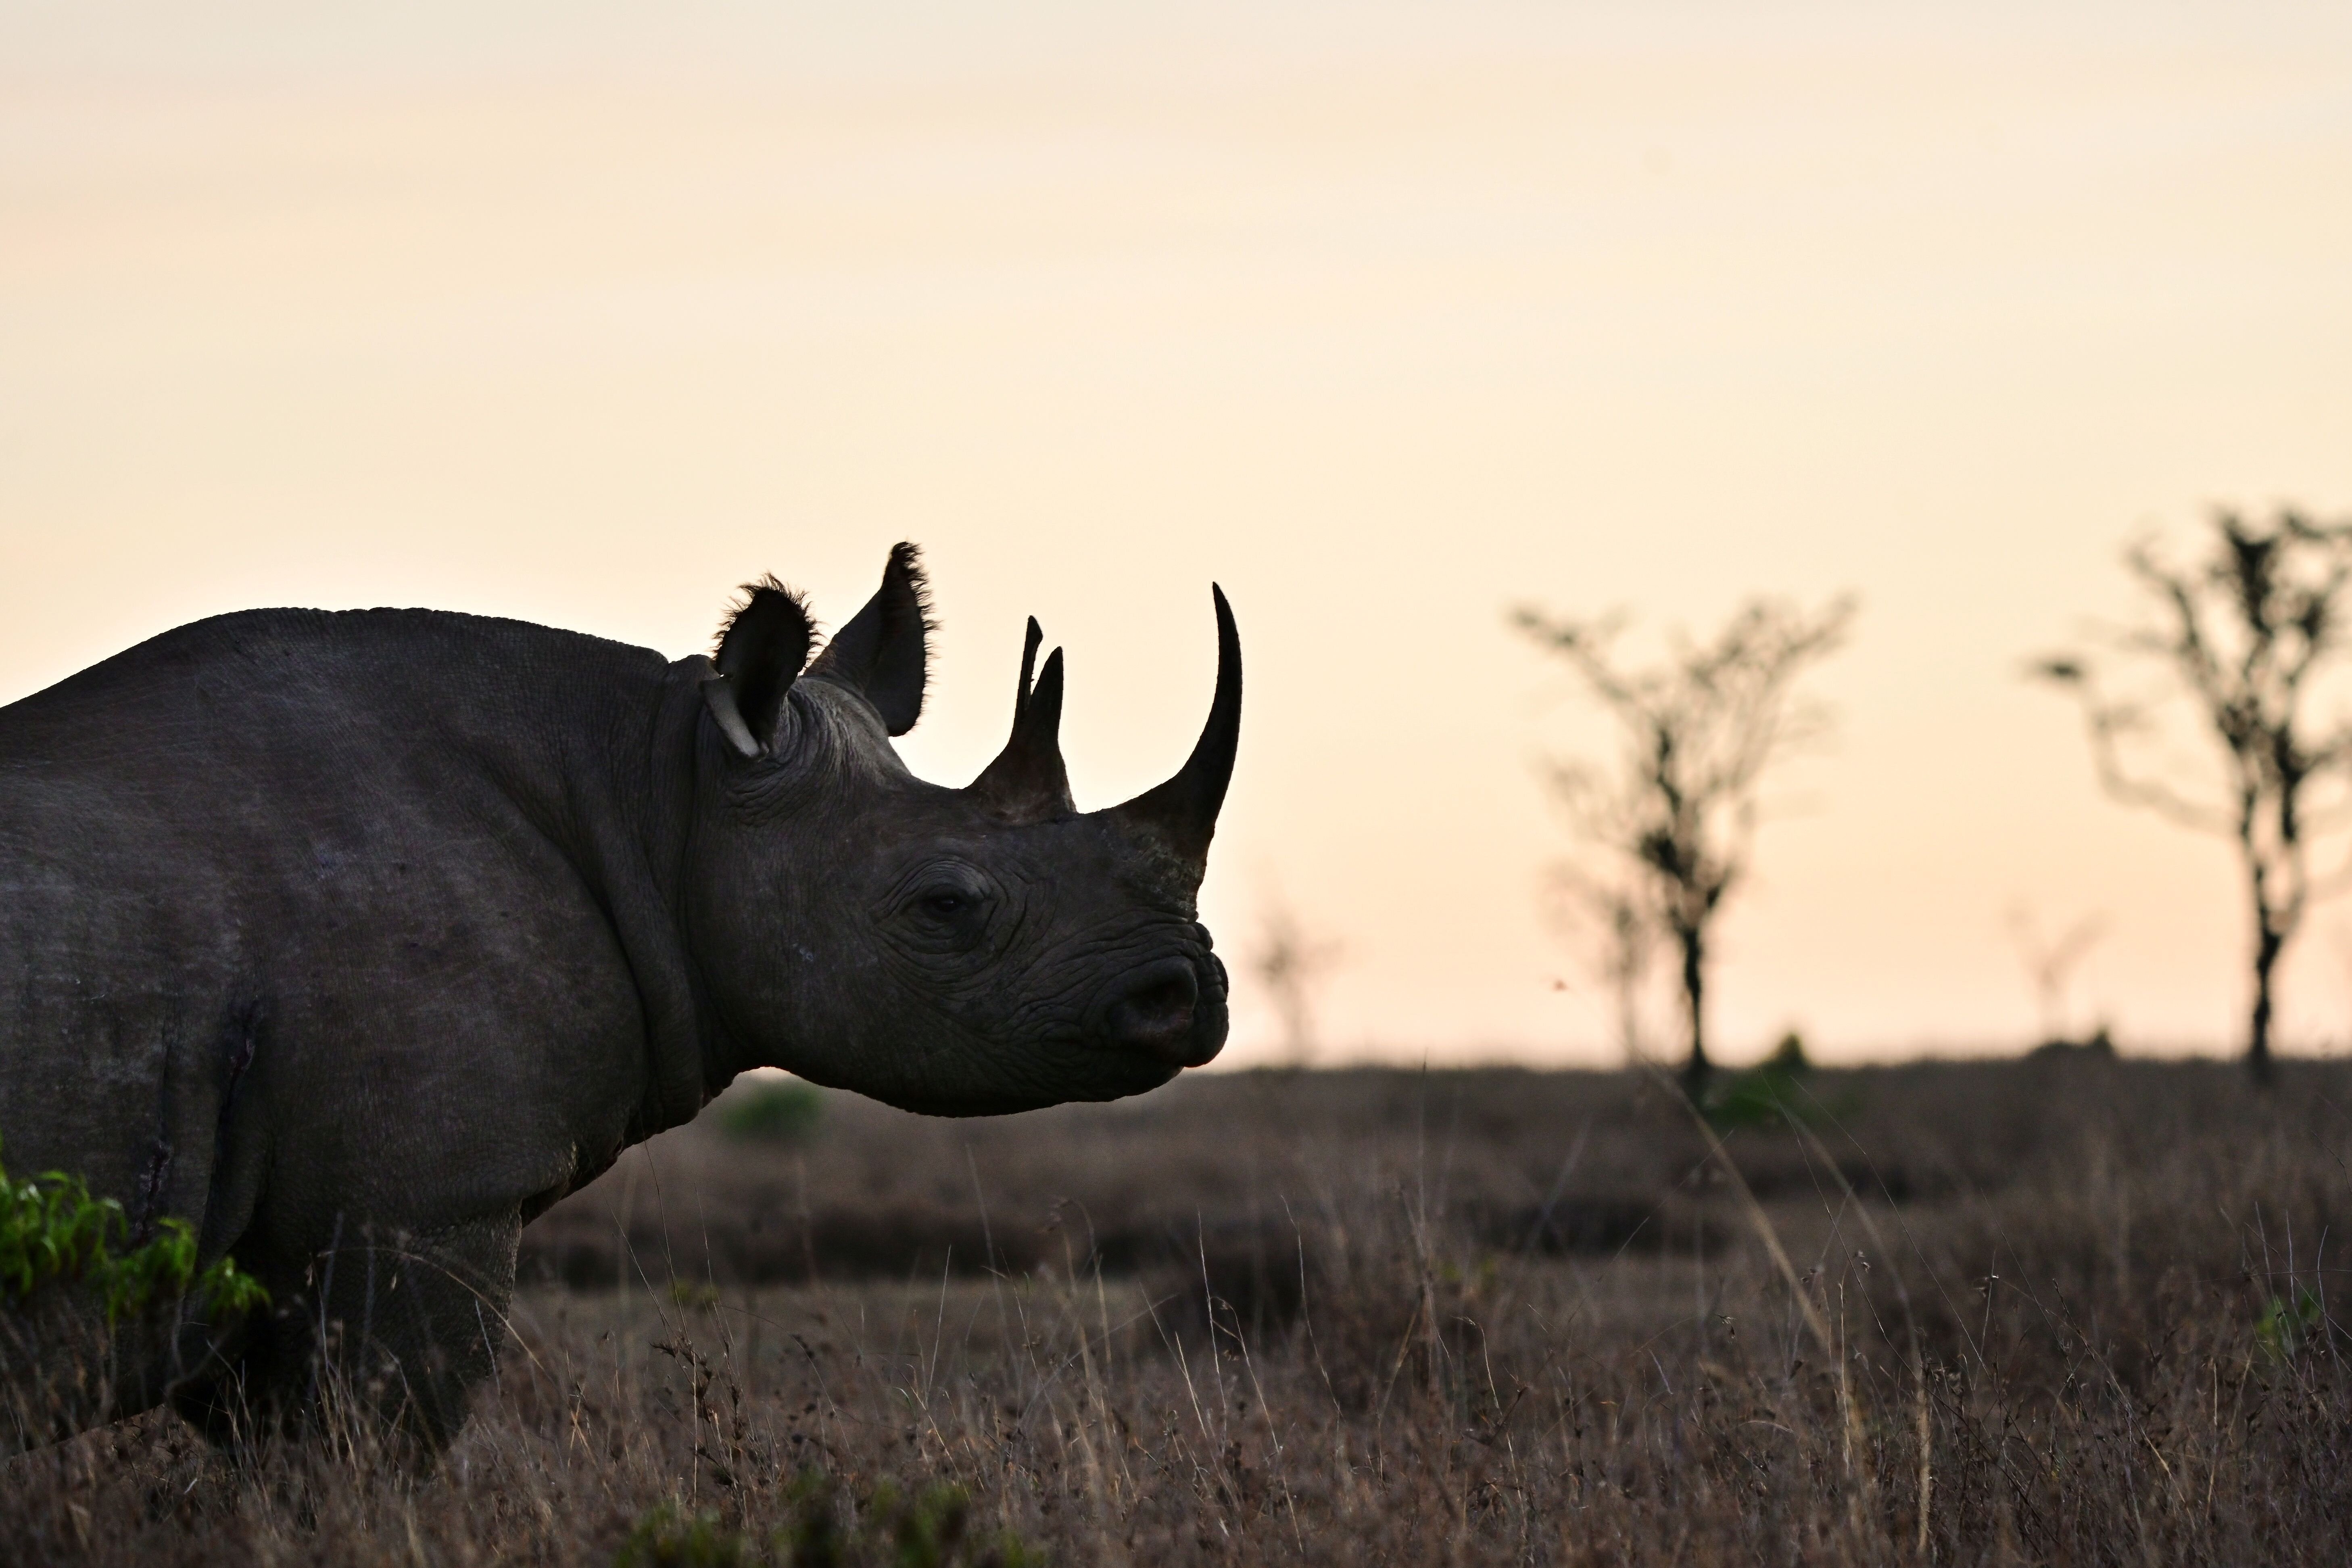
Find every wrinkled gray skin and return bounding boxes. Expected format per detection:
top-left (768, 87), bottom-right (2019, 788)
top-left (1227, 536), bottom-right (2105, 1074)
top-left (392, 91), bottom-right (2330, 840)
top-left (0, 545), bottom-right (1237, 1451)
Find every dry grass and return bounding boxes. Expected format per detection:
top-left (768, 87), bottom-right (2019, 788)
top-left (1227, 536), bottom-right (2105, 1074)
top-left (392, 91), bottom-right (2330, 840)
top-left (6, 1055), bottom-right (2352, 1564)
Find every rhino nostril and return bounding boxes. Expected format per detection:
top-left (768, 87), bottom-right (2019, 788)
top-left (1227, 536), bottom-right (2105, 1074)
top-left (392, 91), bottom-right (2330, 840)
top-left (1102, 962), bottom-right (1199, 1056)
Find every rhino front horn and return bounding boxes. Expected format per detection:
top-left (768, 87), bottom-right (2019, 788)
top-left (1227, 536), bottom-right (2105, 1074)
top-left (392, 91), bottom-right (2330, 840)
top-left (968, 617), bottom-right (1074, 819)
top-left (1109, 585), bottom-right (1240, 870)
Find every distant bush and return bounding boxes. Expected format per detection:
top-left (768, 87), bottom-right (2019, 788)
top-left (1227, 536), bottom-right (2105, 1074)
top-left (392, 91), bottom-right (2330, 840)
top-left (1762, 1030), bottom-right (1809, 1072)
top-left (1703, 1033), bottom-right (1856, 1133)
top-left (2030, 1025), bottom-right (2118, 1059)
top-left (716, 1079), bottom-right (824, 1145)
top-left (0, 1139), bottom-right (266, 1322)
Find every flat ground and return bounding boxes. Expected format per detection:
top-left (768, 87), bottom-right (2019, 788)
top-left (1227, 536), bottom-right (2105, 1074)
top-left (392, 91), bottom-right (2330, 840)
top-left (7, 1056), bottom-right (2352, 1564)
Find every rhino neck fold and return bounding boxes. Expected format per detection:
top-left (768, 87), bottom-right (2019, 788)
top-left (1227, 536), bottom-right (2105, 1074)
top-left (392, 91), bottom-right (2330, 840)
top-left (496, 651), bottom-right (741, 1148)
top-left (605, 660), bottom-right (745, 1140)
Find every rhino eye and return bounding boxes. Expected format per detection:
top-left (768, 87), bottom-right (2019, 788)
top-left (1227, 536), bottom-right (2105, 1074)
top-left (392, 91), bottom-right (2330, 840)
top-left (906, 878), bottom-right (990, 930)
top-left (891, 864), bottom-right (996, 948)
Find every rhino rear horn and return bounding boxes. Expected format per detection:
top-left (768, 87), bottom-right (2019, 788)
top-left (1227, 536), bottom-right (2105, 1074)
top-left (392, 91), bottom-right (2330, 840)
top-left (807, 542), bottom-right (932, 736)
top-left (707, 575), bottom-right (815, 755)
top-left (968, 617), bottom-right (1073, 818)
top-left (1108, 585), bottom-right (1241, 871)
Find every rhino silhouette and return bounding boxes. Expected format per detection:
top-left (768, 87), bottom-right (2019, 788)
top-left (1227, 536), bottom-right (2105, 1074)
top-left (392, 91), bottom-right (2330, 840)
top-left (0, 543), bottom-right (1239, 1449)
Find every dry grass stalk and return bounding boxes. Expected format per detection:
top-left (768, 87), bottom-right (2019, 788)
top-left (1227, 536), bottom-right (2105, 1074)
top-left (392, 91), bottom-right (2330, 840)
top-left (4, 1059), bottom-right (2351, 1564)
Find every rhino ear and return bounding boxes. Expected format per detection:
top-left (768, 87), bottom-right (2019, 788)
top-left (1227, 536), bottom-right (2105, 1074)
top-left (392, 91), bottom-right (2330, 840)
top-left (709, 575), bottom-right (815, 755)
top-left (807, 542), bottom-right (932, 736)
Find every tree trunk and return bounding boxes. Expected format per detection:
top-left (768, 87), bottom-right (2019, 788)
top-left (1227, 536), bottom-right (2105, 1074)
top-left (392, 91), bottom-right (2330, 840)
top-left (1678, 923), bottom-right (1709, 1100)
top-left (2249, 917), bottom-right (2281, 1087)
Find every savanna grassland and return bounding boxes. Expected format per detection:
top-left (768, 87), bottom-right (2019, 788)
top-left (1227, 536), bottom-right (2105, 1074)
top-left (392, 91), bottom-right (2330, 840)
top-left (6, 1055), bottom-right (2352, 1566)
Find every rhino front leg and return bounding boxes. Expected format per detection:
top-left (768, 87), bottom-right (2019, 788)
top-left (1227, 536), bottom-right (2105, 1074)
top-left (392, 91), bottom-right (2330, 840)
top-left (342, 1215), bottom-right (523, 1450)
top-left (173, 1212), bottom-right (522, 1454)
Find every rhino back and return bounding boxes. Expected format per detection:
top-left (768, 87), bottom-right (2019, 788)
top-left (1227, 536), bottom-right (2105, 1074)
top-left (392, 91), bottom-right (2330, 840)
top-left (0, 608), bottom-right (691, 1263)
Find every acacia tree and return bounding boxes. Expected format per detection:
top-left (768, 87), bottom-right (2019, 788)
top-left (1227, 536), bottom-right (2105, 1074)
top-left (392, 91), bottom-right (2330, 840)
top-left (1514, 595), bottom-right (1855, 1095)
top-left (2034, 508), bottom-right (2352, 1082)
top-left (2004, 904), bottom-right (2107, 1048)
top-left (1546, 877), bottom-right (1656, 1065)
top-left (1248, 894), bottom-right (1342, 1065)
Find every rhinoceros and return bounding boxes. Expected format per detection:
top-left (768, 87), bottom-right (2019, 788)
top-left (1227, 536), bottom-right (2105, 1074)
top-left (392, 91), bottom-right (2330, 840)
top-left (0, 543), bottom-right (1238, 1449)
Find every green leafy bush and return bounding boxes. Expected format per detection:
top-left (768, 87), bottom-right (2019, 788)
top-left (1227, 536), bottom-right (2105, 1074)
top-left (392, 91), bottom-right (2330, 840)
top-left (0, 1139), bottom-right (268, 1322)
top-left (2257, 1286), bottom-right (2330, 1363)
top-left (716, 1078), bottom-right (824, 1145)
top-left (616, 1474), bottom-right (1040, 1568)
top-left (615, 1502), bottom-right (762, 1568)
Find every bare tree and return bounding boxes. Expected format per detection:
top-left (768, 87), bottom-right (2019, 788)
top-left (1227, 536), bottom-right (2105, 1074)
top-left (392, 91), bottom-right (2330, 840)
top-left (2035, 508), bottom-right (2352, 1083)
top-left (1514, 595), bottom-right (1856, 1096)
top-left (1249, 895), bottom-right (1342, 1065)
top-left (2004, 903), bottom-right (2107, 1047)
top-left (1546, 876), bottom-right (1656, 1065)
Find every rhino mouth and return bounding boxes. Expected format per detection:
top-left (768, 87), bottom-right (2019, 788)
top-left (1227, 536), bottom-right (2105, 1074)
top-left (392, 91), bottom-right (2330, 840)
top-left (1089, 954), bottom-right (1227, 1069)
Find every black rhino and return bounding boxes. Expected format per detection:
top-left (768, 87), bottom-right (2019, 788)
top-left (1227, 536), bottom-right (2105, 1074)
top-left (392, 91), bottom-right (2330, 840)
top-left (0, 544), bottom-right (1238, 1449)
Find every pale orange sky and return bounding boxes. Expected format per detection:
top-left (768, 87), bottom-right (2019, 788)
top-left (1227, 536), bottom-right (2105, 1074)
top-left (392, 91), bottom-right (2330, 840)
top-left (6, 2), bottom-right (2352, 1065)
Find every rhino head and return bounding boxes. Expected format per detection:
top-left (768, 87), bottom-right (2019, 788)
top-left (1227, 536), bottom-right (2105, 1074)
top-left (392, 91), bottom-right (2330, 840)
top-left (686, 544), bottom-right (1239, 1115)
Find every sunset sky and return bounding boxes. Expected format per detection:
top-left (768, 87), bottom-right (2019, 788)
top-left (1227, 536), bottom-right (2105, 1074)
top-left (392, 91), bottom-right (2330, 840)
top-left (6, 2), bottom-right (2352, 1065)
